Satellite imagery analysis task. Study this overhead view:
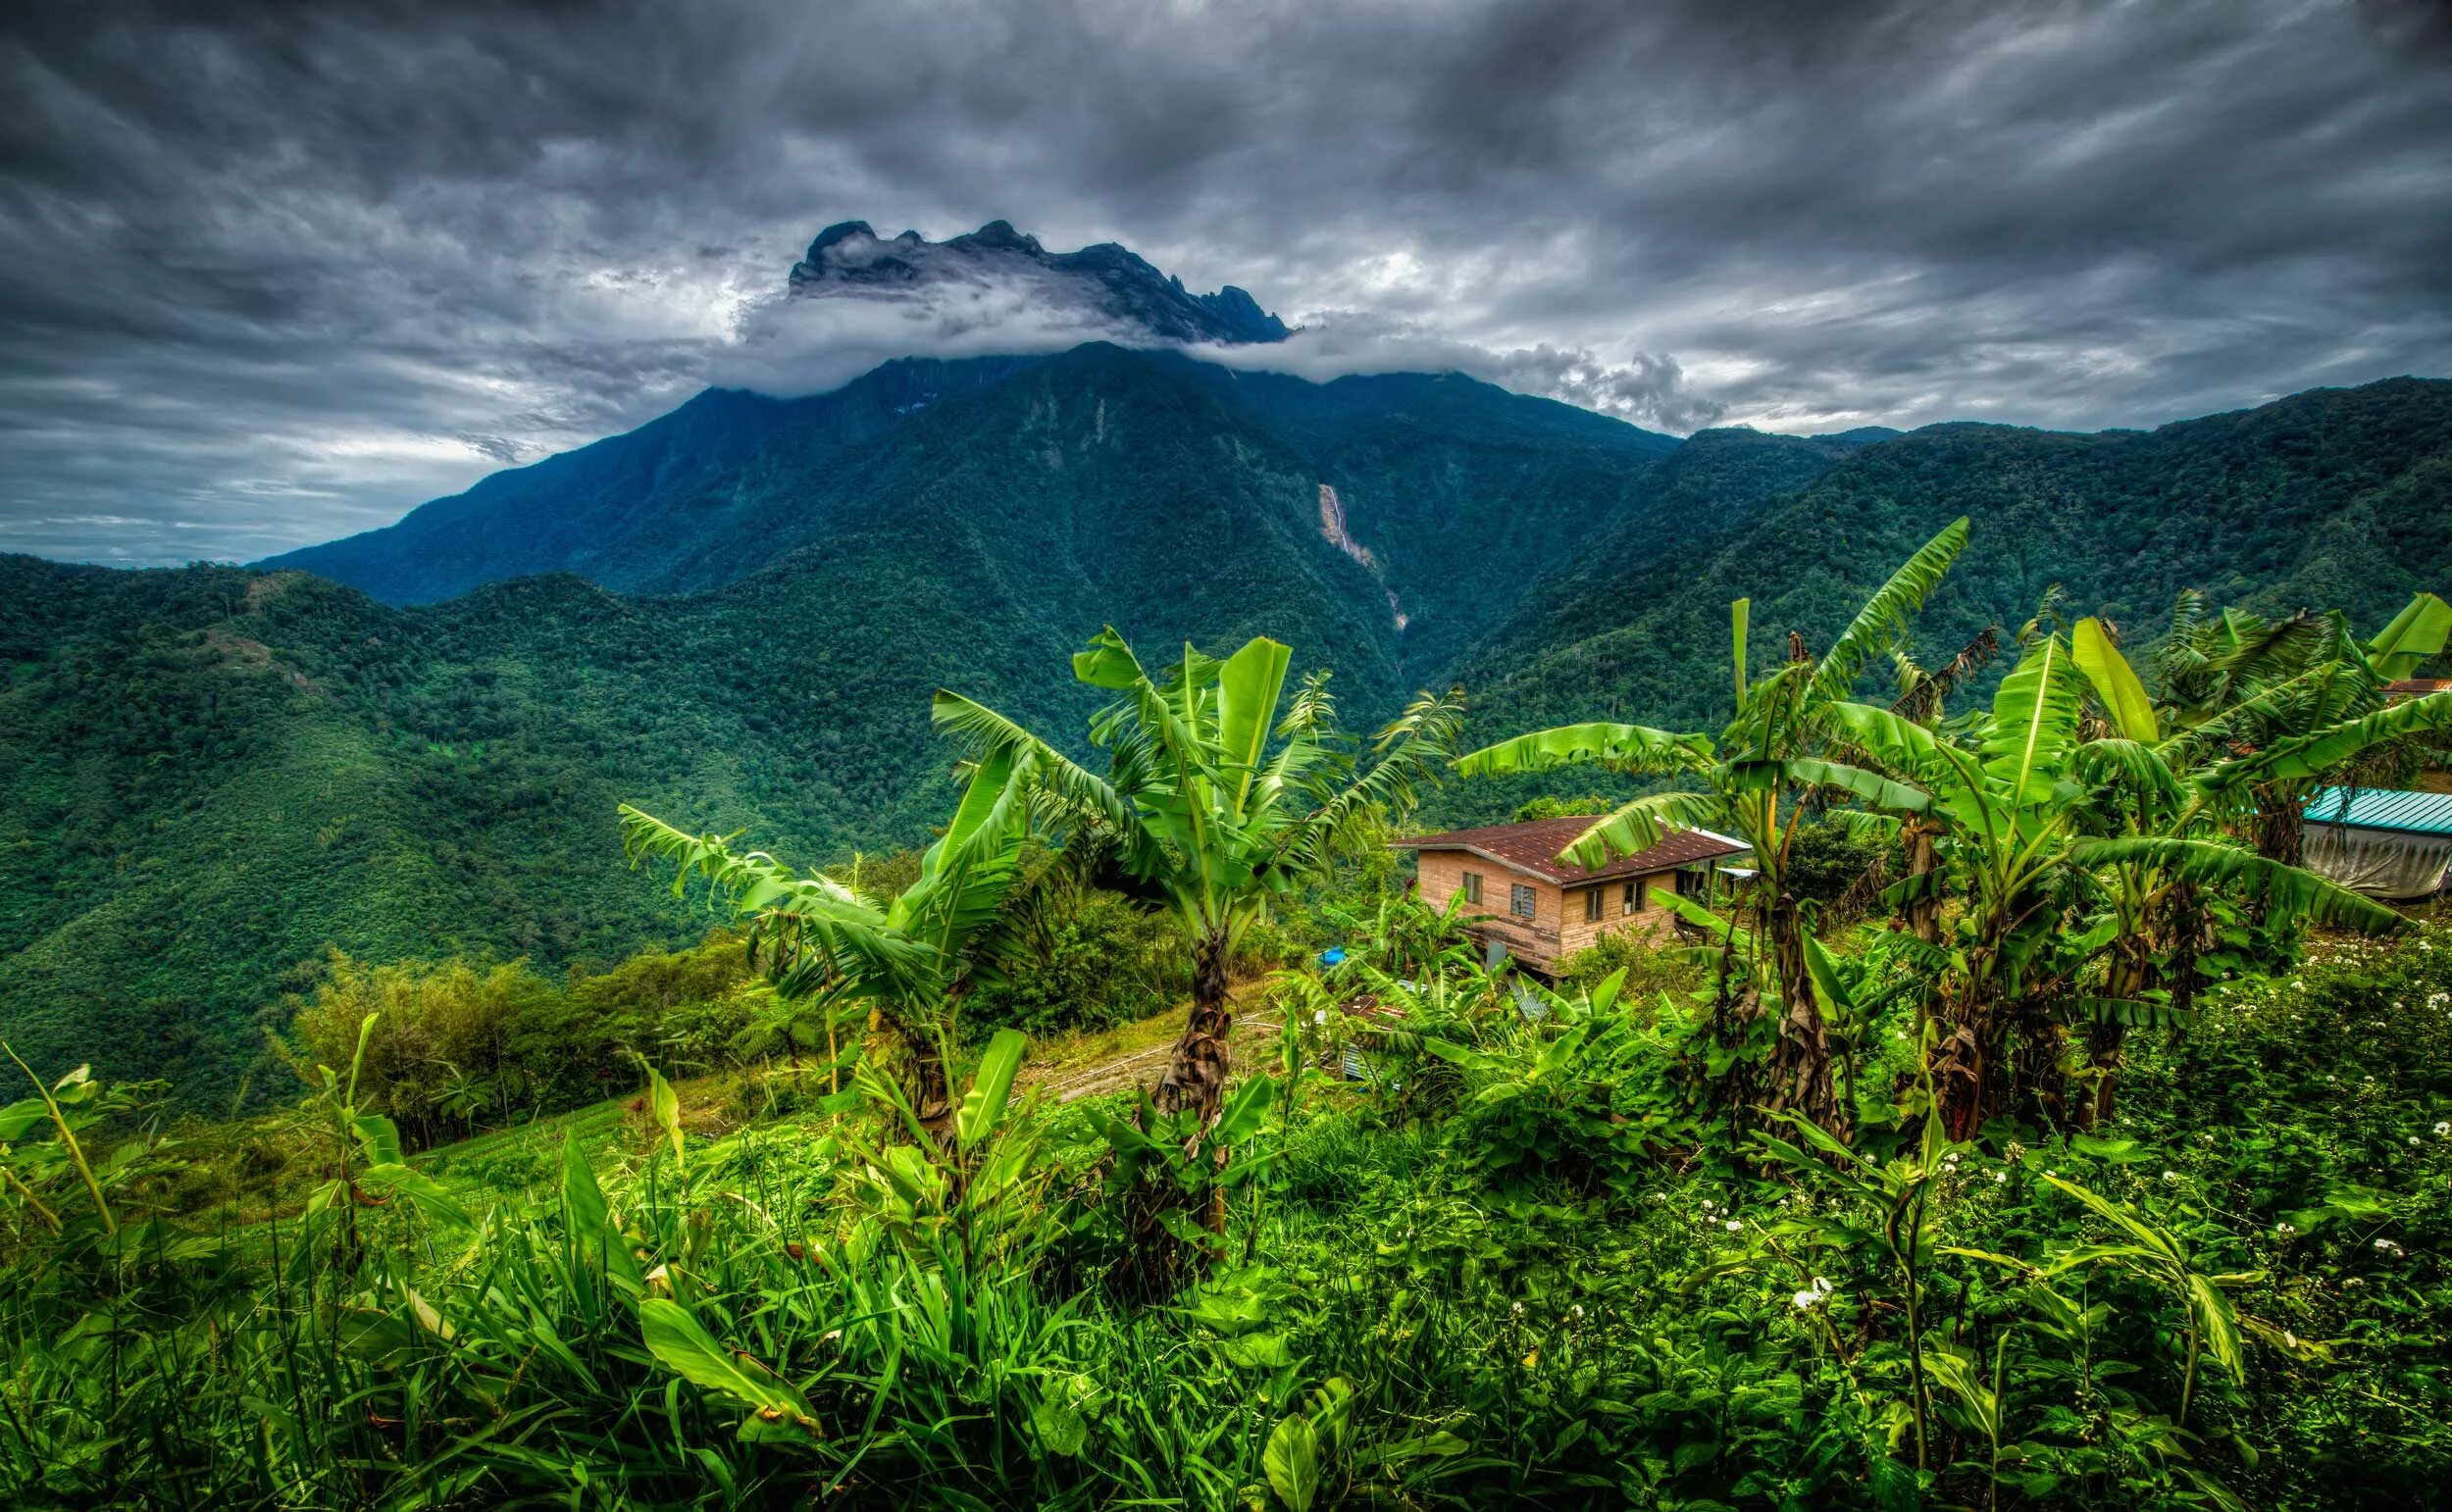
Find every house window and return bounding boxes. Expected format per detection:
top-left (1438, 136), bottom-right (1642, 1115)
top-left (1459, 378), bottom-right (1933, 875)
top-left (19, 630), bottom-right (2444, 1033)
top-left (1584, 888), bottom-right (1604, 923)
top-left (1460, 871), bottom-right (1483, 905)
top-left (1509, 882), bottom-right (1537, 920)
top-left (1622, 880), bottom-right (1641, 915)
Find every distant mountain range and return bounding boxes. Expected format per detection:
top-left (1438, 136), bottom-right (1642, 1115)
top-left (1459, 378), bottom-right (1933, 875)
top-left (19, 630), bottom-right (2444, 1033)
top-left (8, 222), bottom-right (2451, 1104)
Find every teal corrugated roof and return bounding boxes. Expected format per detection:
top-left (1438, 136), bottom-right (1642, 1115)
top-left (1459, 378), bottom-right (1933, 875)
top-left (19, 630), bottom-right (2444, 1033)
top-left (2304, 786), bottom-right (2452, 836)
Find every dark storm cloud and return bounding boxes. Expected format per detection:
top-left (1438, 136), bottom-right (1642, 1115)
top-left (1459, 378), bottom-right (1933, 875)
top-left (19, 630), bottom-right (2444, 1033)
top-left (1, 0), bottom-right (2447, 563)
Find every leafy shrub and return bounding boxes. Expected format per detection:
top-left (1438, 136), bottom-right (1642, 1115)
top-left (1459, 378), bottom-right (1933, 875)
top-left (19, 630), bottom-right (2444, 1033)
top-left (1553, 931), bottom-right (1708, 1003)
top-left (285, 934), bottom-right (761, 1148)
top-left (1783, 816), bottom-right (1889, 916)
top-left (967, 888), bottom-right (1187, 1034)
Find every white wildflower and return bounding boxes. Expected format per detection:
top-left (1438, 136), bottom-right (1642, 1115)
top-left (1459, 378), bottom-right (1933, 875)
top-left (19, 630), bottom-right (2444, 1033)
top-left (2434, 1122), bottom-right (2449, 1136)
top-left (1724, 1219), bottom-right (1743, 1233)
top-left (2162, 1170), bottom-right (2181, 1184)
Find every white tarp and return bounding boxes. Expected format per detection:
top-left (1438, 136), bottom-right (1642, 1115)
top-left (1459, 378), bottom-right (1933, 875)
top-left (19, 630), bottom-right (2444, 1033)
top-left (2306, 822), bottom-right (2452, 901)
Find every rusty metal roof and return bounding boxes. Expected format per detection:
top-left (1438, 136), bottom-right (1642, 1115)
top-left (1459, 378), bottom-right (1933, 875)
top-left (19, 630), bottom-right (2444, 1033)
top-left (1394, 815), bottom-right (1751, 885)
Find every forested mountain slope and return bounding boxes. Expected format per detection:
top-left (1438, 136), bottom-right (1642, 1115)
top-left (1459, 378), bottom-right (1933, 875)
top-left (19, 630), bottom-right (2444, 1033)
top-left (5, 365), bottom-right (2448, 1103)
top-left (256, 358), bottom-right (1039, 604)
top-left (1462, 377), bottom-right (2452, 739)
top-left (261, 346), bottom-right (1681, 640)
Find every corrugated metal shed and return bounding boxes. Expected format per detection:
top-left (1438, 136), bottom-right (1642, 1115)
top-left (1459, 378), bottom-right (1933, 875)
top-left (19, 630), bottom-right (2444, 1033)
top-left (2303, 786), bottom-right (2452, 836)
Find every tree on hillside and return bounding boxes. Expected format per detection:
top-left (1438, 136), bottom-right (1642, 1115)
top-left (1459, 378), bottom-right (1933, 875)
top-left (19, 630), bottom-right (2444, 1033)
top-left (1457, 521), bottom-right (1970, 1135)
top-left (934, 630), bottom-right (1462, 1243)
top-left (619, 746), bottom-right (1039, 1140)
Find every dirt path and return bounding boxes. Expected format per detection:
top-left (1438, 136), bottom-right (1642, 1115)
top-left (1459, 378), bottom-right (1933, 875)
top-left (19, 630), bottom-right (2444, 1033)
top-left (1025, 1018), bottom-right (1283, 1104)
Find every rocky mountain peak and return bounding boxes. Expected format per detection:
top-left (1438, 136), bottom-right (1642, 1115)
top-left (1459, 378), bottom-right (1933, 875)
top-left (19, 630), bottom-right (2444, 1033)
top-left (786, 219), bottom-right (1289, 345)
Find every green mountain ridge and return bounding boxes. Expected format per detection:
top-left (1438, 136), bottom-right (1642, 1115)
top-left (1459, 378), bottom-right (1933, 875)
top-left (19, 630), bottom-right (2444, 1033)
top-left (1464, 376), bottom-right (2452, 738)
top-left (6, 350), bottom-right (2449, 1103)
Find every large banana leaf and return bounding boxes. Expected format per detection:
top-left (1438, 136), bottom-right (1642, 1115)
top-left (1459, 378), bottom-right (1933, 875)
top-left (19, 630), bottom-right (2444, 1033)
top-left (2194, 689), bottom-right (2452, 792)
top-left (619, 807), bottom-right (935, 1001)
top-left (1806, 517), bottom-right (1970, 704)
top-left (2366, 591), bottom-right (2452, 681)
top-left (1283, 689), bottom-right (1464, 878)
top-left (2066, 837), bottom-right (2404, 934)
top-left (932, 689), bottom-right (1151, 869)
top-left (1982, 635), bottom-right (2082, 806)
top-left (1558, 789), bottom-right (1724, 869)
top-left (894, 748), bottom-right (1037, 980)
top-left (1215, 636), bottom-right (1293, 811)
top-left (2072, 618), bottom-right (2159, 742)
top-left (1454, 722), bottom-right (1709, 780)
top-left (1820, 700), bottom-right (1949, 778)
top-left (955, 1029), bottom-right (1029, 1152)
top-left (1726, 757), bottom-right (1931, 814)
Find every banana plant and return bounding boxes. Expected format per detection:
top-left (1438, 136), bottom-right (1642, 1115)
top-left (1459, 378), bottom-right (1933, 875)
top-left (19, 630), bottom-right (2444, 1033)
top-left (834, 1028), bottom-right (1055, 1281)
top-left (622, 742), bottom-right (1040, 1142)
top-left (1819, 631), bottom-right (2106, 1133)
top-left (2061, 609), bottom-right (2446, 1123)
top-left (1823, 618), bottom-right (2418, 1134)
top-left (935, 629), bottom-right (1461, 1262)
top-left (1457, 519), bottom-right (1969, 1134)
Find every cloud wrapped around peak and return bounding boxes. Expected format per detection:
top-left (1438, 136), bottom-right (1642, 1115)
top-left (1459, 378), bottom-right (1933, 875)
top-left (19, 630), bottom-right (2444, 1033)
top-left (1194, 314), bottom-right (1728, 432)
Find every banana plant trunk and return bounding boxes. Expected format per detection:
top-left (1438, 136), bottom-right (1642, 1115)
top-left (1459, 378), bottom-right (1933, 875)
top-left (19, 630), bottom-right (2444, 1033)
top-left (1902, 819), bottom-right (1942, 945)
top-left (1129, 936), bottom-right (1235, 1294)
top-left (2249, 780), bottom-right (2307, 866)
top-left (911, 1036), bottom-right (955, 1147)
top-left (2085, 950), bottom-right (2152, 1133)
top-left (1764, 892), bottom-right (1847, 1135)
top-left (1152, 936), bottom-right (1235, 1134)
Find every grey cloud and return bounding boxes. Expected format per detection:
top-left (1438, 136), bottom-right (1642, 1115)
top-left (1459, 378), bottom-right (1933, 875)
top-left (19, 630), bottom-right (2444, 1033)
top-left (1, 0), bottom-right (2447, 562)
top-left (1195, 314), bottom-right (1727, 432)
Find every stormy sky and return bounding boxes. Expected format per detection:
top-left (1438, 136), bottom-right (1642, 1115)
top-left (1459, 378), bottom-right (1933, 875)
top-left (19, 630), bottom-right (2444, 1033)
top-left (4, 0), bottom-right (2449, 566)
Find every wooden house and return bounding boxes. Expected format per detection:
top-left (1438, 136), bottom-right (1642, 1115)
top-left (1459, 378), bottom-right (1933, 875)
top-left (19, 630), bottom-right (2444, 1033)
top-left (1394, 816), bottom-right (1754, 975)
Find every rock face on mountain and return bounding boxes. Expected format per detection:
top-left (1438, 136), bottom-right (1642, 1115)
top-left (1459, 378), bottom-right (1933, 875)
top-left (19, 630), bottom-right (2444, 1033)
top-left (787, 220), bottom-right (1290, 345)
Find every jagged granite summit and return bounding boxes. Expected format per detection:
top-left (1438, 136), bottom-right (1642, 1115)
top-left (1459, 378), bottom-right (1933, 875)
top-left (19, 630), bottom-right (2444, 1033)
top-left (788, 220), bottom-right (1290, 345)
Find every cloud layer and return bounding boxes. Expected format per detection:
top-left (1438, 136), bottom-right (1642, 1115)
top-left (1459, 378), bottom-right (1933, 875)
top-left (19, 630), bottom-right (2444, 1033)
top-left (2, 0), bottom-right (2448, 563)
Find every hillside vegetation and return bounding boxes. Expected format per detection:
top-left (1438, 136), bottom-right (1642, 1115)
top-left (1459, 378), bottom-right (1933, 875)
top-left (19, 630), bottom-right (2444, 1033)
top-left (6, 360), bottom-right (2451, 1103)
top-left (1, 552), bottom-right (2449, 1508)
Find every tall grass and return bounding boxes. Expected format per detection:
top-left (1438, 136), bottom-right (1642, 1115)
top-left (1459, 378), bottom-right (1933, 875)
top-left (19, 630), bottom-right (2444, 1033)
top-left (4, 925), bottom-right (2450, 1508)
